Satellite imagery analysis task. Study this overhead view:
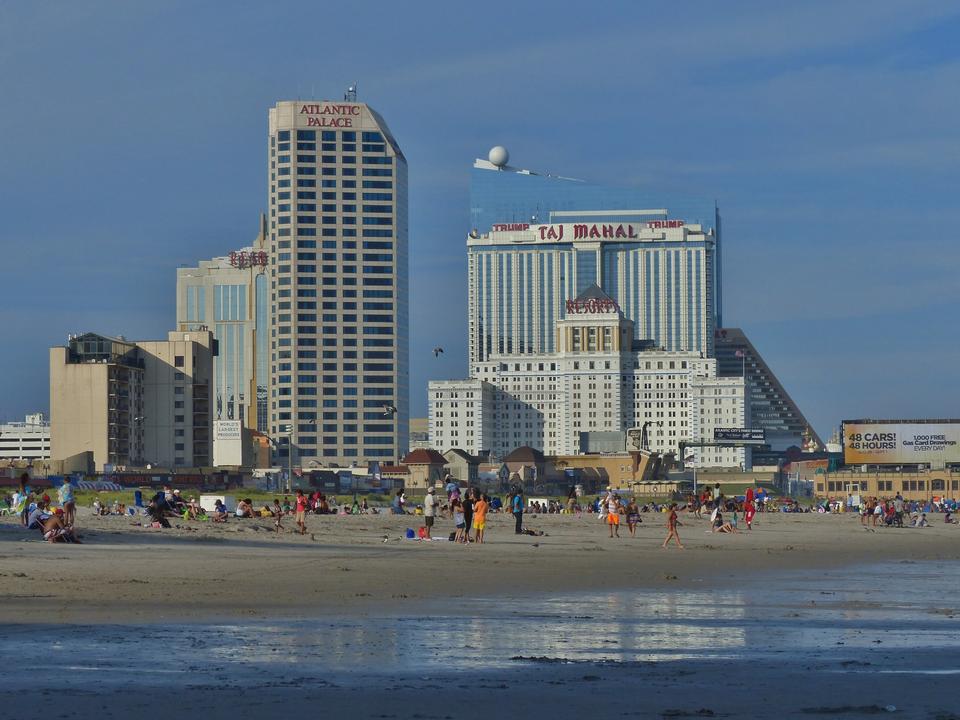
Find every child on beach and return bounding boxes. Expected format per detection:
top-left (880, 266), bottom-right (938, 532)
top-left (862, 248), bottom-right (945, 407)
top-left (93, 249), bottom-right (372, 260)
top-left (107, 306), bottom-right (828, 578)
top-left (451, 495), bottom-right (466, 543)
top-left (273, 499), bottom-right (284, 534)
top-left (473, 494), bottom-right (490, 543)
top-left (662, 503), bottom-right (684, 549)
top-left (295, 489), bottom-right (308, 535)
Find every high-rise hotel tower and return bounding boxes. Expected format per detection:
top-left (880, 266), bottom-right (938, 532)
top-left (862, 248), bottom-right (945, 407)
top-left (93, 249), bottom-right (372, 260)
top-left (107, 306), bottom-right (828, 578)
top-left (267, 100), bottom-right (408, 466)
top-left (467, 150), bottom-right (721, 370)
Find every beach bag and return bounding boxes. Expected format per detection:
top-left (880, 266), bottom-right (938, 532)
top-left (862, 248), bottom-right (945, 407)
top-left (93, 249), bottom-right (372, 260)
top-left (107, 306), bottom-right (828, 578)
top-left (417, 526), bottom-right (427, 539)
top-left (405, 528), bottom-right (415, 539)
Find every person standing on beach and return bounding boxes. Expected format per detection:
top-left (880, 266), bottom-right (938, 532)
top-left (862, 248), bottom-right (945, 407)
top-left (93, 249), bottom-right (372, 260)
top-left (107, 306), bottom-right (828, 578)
top-left (662, 503), bottom-right (684, 549)
top-left (451, 494), bottom-right (466, 543)
top-left (473, 493), bottom-right (489, 543)
top-left (16, 473), bottom-right (32, 527)
top-left (462, 488), bottom-right (475, 542)
top-left (58, 477), bottom-right (76, 527)
top-left (423, 486), bottom-right (438, 539)
top-left (294, 489), bottom-right (308, 535)
top-left (512, 487), bottom-right (524, 534)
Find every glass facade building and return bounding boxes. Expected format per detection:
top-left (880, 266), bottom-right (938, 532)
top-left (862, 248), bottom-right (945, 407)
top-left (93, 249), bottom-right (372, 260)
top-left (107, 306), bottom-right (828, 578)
top-left (470, 163), bottom-right (722, 321)
top-left (467, 160), bottom-right (720, 371)
top-left (267, 101), bottom-right (408, 466)
top-left (176, 218), bottom-right (269, 434)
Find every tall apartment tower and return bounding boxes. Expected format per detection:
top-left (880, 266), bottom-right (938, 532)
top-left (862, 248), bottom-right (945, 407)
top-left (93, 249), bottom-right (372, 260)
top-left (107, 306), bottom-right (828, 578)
top-left (267, 100), bottom-right (408, 467)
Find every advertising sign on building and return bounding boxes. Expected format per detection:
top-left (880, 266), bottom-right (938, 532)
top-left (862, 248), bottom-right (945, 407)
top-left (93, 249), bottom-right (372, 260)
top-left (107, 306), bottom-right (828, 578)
top-left (213, 420), bottom-right (245, 467)
top-left (842, 421), bottom-right (960, 466)
top-left (713, 428), bottom-right (766, 444)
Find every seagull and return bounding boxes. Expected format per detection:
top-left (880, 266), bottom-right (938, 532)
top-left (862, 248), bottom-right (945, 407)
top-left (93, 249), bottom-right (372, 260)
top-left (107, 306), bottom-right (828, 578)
top-left (432, 347), bottom-right (444, 357)
top-left (382, 404), bottom-right (398, 417)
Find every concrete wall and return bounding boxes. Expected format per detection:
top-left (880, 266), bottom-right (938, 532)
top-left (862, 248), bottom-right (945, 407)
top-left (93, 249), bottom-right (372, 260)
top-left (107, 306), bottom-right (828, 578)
top-left (50, 347), bottom-right (110, 470)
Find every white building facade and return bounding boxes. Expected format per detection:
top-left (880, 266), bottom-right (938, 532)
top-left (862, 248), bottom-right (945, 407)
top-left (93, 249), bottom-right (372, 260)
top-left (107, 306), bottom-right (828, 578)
top-left (0, 413), bottom-right (51, 461)
top-left (467, 218), bottom-right (716, 368)
top-left (430, 287), bottom-right (748, 468)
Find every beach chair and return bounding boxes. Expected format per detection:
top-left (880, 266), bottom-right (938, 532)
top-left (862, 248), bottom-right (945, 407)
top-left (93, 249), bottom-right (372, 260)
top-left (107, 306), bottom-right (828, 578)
top-left (4, 493), bottom-right (28, 518)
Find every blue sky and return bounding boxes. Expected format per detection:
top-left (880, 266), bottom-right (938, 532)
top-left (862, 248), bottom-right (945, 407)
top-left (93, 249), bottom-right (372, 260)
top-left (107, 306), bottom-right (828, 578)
top-left (1, 0), bottom-right (958, 439)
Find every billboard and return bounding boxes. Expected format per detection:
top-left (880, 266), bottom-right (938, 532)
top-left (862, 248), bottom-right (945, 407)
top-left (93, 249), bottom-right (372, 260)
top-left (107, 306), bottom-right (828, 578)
top-left (714, 428), bottom-right (766, 443)
top-left (213, 420), bottom-right (244, 467)
top-left (842, 421), bottom-right (960, 465)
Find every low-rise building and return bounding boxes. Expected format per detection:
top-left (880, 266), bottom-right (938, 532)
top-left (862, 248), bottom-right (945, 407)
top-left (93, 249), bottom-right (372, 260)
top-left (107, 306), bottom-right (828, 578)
top-left (442, 448), bottom-right (479, 485)
top-left (50, 330), bottom-right (215, 473)
top-left (0, 413), bottom-right (51, 462)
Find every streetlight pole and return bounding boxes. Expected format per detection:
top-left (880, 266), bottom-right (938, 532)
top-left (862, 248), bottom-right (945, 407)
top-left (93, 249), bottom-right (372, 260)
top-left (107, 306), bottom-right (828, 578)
top-left (280, 423), bottom-right (293, 493)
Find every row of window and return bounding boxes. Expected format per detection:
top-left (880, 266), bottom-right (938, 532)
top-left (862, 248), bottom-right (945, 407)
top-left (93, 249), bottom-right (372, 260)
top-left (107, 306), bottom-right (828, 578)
top-left (276, 155), bottom-right (392, 166)
top-left (275, 142), bottom-right (386, 154)
top-left (276, 130), bottom-right (385, 143)
top-left (275, 191), bottom-right (392, 201)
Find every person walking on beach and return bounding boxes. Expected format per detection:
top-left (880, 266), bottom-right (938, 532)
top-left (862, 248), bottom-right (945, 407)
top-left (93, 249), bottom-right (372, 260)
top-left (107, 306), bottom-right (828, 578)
top-left (662, 503), bottom-right (684, 549)
top-left (512, 487), bottom-right (524, 534)
top-left (423, 486), bottom-right (438, 539)
top-left (625, 497), bottom-right (640, 538)
top-left (294, 489), bottom-right (308, 535)
top-left (744, 487), bottom-right (756, 531)
top-left (473, 493), bottom-right (489, 543)
top-left (606, 491), bottom-right (621, 538)
top-left (272, 499), bottom-right (284, 534)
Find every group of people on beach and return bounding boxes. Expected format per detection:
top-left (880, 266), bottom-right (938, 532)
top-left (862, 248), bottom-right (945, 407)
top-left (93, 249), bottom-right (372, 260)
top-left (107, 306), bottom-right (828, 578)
top-left (423, 485), bottom-right (491, 543)
top-left (857, 494), bottom-right (957, 528)
top-left (6, 473), bottom-right (81, 543)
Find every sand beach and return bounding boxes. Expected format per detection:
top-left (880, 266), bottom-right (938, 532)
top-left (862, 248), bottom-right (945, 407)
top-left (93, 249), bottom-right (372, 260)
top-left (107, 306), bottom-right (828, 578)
top-left (3, 509), bottom-right (960, 719)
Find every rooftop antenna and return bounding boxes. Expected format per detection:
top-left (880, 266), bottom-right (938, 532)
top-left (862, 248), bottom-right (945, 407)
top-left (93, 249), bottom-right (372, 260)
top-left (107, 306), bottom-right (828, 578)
top-left (345, 82), bottom-right (358, 102)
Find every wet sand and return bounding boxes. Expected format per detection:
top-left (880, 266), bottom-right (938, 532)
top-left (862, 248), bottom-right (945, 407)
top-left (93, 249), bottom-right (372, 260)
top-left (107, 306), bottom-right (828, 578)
top-left (0, 516), bottom-right (960, 720)
top-left (2, 508), bottom-right (959, 623)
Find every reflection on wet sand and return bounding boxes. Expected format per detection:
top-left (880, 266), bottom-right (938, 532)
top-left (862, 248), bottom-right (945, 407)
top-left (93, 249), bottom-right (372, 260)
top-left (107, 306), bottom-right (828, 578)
top-left (4, 560), bottom-right (959, 690)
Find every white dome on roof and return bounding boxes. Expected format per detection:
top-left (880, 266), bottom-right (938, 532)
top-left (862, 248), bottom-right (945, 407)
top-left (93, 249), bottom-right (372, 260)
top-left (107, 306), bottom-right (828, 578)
top-left (488, 146), bottom-right (509, 167)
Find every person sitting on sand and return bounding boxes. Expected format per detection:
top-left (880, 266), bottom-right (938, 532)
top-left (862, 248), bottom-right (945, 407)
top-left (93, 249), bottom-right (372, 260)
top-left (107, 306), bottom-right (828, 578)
top-left (181, 497), bottom-right (201, 520)
top-left (39, 509), bottom-right (81, 543)
top-left (235, 498), bottom-right (255, 519)
top-left (26, 500), bottom-right (53, 530)
top-left (712, 509), bottom-right (739, 534)
top-left (392, 490), bottom-right (406, 515)
top-left (212, 499), bottom-right (228, 523)
top-left (146, 499), bottom-right (171, 528)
